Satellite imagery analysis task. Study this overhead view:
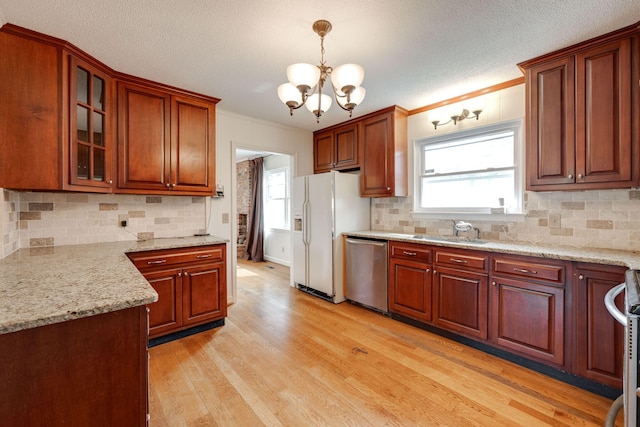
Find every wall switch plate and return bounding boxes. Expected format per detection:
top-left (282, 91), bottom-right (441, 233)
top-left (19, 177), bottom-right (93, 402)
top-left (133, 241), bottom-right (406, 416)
top-left (222, 213), bottom-right (229, 224)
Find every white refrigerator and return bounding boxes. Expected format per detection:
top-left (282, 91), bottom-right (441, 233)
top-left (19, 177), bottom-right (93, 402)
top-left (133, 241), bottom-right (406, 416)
top-left (292, 171), bottom-right (370, 303)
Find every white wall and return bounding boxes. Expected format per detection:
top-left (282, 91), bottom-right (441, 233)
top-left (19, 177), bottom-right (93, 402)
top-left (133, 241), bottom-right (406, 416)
top-left (213, 109), bottom-right (313, 303)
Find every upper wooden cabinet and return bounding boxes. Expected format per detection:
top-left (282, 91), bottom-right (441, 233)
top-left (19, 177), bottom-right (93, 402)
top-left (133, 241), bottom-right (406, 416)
top-left (520, 24), bottom-right (639, 191)
top-left (0, 24), bottom-right (219, 196)
top-left (117, 81), bottom-right (216, 195)
top-left (313, 123), bottom-right (359, 173)
top-left (360, 106), bottom-right (408, 197)
top-left (313, 105), bottom-right (408, 197)
top-left (0, 25), bottom-right (116, 193)
top-left (70, 57), bottom-right (116, 191)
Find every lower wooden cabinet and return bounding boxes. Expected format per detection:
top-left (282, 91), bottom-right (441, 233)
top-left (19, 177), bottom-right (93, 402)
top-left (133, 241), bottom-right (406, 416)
top-left (489, 276), bottom-right (565, 365)
top-left (388, 242), bottom-right (432, 322)
top-left (128, 244), bottom-right (227, 339)
top-left (0, 307), bottom-right (148, 425)
top-left (489, 254), bottom-right (567, 366)
top-left (433, 266), bottom-right (488, 339)
top-left (384, 240), bottom-right (624, 388)
top-left (574, 263), bottom-right (626, 388)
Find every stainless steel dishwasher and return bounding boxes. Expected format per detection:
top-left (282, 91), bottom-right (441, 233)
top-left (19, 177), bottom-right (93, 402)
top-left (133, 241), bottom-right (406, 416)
top-left (345, 237), bottom-right (388, 313)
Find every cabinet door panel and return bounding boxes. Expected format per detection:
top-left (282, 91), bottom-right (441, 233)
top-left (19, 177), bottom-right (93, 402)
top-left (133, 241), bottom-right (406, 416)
top-left (0, 30), bottom-right (61, 191)
top-left (388, 258), bottom-right (431, 322)
top-left (526, 57), bottom-right (575, 188)
top-left (183, 262), bottom-right (226, 325)
top-left (69, 57), bottom-right (113, 191)
top-left (142, 268), bottom-right (182, 337)
top-left (576, 38), bottom-right (632, 184)
top-left (575, 267), bottom-right (624, 388)
top-left (118, 83), bottom-right (171, 190)
top-left (313, 131), bottom-right (334, 173)
top-left (334, 125), bottom-right (358, 169)
top-left (490, 277), bottom-right (564, 365)
top-left (433, 267), bottom-right (488, 339)
top-left (171, 95), bottom-right (214, 192)
top-left (360, 113), bottom-right (393, 196)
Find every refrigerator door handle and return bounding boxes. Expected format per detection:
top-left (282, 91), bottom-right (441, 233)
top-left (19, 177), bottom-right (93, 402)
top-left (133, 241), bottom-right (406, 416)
top-left (303, 200), bottom-right (310, 245)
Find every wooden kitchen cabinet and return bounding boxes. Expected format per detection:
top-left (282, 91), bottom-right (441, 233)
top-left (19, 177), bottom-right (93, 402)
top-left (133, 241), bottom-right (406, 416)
top-left (359, 106), bottom-right (408, 197)
top-left (388, 241), bottom-right (432, 322)
top-left (313, 123), bottom-right (359, 173)
top-left (128, 244), bottom-right (227, 339)
top-left (0, 306), bottom-right (148, 425)
top-left (117, 81), bottom-right (217, 195)
top-left (143, 267), bottom-right (183, 336)
top-left (432, 249), bottom-right (489, 339)
top-left (520, 25), bottom-right (639, 191)
top-left (0, 24), bottom-right (116, 193)
top-left (574, 263), bottom-right (626, 388)
top-left (0, 24), bottom-right (220, 196)
top-left (490, 255), bottom-right (568, 366)
top-left (70, 56), bottom-right (116, 190)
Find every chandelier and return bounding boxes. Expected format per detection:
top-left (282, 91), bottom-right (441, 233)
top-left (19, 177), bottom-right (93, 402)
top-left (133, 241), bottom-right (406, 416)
top-left (277, 20), bottom-right (366, 123)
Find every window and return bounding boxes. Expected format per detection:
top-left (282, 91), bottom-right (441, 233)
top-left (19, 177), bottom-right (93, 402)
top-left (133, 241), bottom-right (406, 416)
top-left (414, 119), bottom-right (523, 216)
top-left (264, 167), bottom-right (289, 229)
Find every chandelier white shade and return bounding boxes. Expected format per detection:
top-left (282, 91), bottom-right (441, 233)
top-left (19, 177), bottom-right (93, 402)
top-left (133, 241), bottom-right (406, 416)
top-left (278, 20), bottom-right (366, 123)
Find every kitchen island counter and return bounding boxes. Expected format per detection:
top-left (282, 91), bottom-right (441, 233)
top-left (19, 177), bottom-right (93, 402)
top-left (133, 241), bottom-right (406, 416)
top-left (0, 235), bottom-right (227, 335)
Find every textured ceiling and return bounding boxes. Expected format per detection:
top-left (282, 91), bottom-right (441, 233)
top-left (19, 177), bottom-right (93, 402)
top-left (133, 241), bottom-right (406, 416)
top-left (0, 0), bottom-right (638, 131)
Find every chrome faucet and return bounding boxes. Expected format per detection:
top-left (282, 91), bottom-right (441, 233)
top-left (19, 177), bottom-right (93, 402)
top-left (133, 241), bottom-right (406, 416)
top-left (453, 220), bottom-right (479, 239)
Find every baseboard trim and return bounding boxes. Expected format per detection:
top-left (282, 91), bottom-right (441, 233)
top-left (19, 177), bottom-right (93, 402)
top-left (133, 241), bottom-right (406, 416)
top-left (148, 319), bottom-right (225, 348)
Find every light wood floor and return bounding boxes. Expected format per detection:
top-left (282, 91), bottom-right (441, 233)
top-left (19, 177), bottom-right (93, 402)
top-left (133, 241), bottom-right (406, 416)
top-left (148, 259), bottom-right (623, 426)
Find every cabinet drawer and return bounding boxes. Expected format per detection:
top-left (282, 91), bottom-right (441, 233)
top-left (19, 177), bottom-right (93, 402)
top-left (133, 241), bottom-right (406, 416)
top-left (435, 250), bottom-right (488, 271)
top-left (492, 256), bottom-right (565, 284)
top-left (128, 245), bottom-right (224, 269)
top-left (389, 241), bottom-right (431, 263)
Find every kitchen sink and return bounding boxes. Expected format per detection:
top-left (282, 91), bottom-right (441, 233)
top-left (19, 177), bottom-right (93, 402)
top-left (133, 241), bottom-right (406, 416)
top-left (411, 235), bottom-right (488, 244)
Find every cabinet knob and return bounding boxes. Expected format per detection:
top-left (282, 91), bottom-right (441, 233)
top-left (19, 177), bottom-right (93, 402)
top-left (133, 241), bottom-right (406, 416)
top-left (178, 272), bottom-right (182, 277)
top-left (171, 183), bottom-right (176, 188)
top-left (492, 281), bottom-right (497, 286)
top-left (166, 183), bottom-right (171, 188)
top-left (568, 174), bottom-right (573, 179)
top-left (577, 174), bottom-right (583, 179)
top-left (107, 180), bottom-right (113, 185)
top-left (426, 268), bottom-right (430, 273)
top-left (386, 187), bottom-right (391, 191)
top-left (578, 274), bottom-right (584, 280)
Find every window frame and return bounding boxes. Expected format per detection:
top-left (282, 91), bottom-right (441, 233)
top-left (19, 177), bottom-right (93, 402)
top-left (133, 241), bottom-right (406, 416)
top-left (412, 118), bottom-right (525, 220)
top-left (263, 165), bottom-right (290, 230)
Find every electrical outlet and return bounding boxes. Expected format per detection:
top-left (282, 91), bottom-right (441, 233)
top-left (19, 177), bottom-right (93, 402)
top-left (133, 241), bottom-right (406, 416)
top-left (118, 214), bottom-right (129, 228)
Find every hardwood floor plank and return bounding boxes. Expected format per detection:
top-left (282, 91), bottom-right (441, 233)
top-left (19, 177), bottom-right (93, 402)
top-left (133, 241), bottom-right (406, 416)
top-left (148, 260), bottom-right (624, 426)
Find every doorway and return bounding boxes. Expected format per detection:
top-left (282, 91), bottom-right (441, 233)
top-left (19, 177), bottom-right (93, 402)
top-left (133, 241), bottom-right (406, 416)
top-left (233, 148), bottom-right (293, 295)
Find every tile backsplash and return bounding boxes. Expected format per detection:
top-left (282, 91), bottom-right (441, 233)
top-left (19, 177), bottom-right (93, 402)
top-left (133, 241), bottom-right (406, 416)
top-left (0, 190), bottom-right (207, 256)
top-left (373, 189), bottom-right (640, 252)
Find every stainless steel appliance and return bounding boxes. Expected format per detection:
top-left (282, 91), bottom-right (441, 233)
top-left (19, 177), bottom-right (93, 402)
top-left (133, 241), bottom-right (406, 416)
top-left (604, 270), bottom-right (640, 427)
top-left (345, 237), bottom-right (388, 312)
top-left (292, 171), bottom-right (370, 303)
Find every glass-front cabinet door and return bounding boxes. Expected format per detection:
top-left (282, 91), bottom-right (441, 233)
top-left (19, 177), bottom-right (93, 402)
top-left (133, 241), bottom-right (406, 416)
top-left (69, 57), bottom-right (113, 190)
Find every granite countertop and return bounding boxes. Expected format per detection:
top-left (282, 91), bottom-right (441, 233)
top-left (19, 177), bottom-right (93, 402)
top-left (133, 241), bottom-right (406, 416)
top-left (0, 235), bottom-right (228, 335)
top-left (345, 231), bottom-right (640, 269)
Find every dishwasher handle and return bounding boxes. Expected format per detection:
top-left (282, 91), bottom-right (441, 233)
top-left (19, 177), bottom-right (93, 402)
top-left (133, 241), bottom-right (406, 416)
top-left (346, 238), bottom-right (387, 247)
top-left (605, 283), bottom-right (627, 327)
